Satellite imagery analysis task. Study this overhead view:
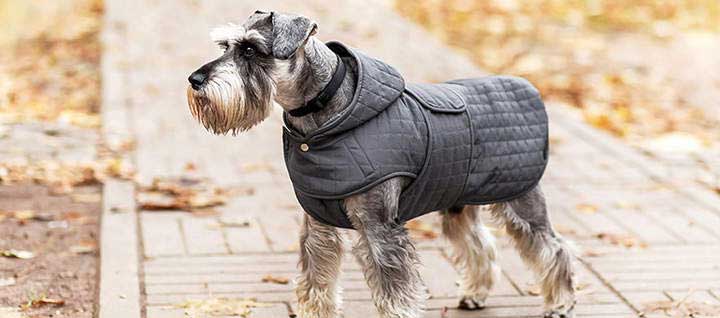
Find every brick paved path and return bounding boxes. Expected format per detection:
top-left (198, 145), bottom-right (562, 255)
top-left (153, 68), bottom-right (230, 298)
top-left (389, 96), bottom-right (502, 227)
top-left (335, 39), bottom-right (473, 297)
top-left (101, 1), bottom-right (720, 317)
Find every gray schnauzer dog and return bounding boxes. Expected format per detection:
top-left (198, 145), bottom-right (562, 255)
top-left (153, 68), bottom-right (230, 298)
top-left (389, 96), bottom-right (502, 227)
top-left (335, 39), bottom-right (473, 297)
top-left (187, 10), bottom-right (577, 318)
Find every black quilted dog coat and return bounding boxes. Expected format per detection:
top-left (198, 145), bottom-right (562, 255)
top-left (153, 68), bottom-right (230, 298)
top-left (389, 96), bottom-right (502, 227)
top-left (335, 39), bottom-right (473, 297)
top-left (282, 42), bottom-right (549, 229)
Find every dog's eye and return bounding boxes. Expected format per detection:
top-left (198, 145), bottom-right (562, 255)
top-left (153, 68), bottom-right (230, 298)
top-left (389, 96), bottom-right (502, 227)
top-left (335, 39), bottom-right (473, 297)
top-left (242, 46), bottom-right (255, 58)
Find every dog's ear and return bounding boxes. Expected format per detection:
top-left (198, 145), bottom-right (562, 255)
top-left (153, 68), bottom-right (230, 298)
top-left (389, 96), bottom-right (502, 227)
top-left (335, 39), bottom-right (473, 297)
top-left (270, 12), bottom-right (318, 59)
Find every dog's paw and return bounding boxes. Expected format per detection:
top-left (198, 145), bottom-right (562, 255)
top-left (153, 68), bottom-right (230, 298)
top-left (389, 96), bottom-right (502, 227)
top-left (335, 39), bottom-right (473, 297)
top-left (542, 305), bottom-right (575, 318)
top-left (457, 295), bottom-right (486, 311)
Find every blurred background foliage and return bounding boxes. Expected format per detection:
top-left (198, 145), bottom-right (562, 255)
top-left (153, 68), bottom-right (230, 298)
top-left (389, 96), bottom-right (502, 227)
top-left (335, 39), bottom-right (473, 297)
top-left (396, 0), bottom-right (720, 153)
top-left (0, 0), bottom-right (718, 153)
top-left (0, 0), bottom-right (102, 127)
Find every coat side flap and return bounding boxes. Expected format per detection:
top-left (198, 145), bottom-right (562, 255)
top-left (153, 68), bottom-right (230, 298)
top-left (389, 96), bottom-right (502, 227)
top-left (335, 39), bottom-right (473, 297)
top-left (405, 83), bottom-right (466, 113)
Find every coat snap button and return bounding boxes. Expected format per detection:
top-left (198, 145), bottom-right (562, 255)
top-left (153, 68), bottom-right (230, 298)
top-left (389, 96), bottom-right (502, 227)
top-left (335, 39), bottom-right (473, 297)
top-left (300, 143), bottom-right (309, 152)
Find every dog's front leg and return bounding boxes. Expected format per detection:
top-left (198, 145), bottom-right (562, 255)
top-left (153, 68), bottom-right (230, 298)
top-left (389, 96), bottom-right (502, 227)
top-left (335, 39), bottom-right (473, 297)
top-left (345, 178), bottom-right (426, 318)
top-left (296, 214), bottom-right (343, 318)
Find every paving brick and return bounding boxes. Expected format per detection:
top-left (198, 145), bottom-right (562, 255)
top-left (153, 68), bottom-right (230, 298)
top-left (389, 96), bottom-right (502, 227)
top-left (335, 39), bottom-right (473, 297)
top-left (621, 291), bottom-right (671, 311)
top-left (420, 303), bottom-right (633, 317)
top-left (224, 217), bottom-right (272, 253)
top-left (145, 283), bottom-right (209, 295)
top-left (145, 272), bottom-right (293, 285)
top-left (181, 217), bottom-right (228, 255)
top-left (208, 282), bottom-right (294, 293)
top-left (148, 302), bottom-right (291, 318)
top-left (418, 250), bottom-right (459, 298)
top-left (146, 293), bottom-right (292, 306)
top-left (602, 207), bottom-right (680, 244)
top-left (141, 212), bottom-right (186, 257)
top-left (343, 289), bottom-right (373, 301)
top-left (612, 280), bottom-right (720, 292)
top-left (648, 208), bottom-right (718, 243)
top-left (254, 212), bottom-right (301, 253)
top-left (250, 304), bottom-right (291, 318)
top-left (666, 290), bottom-right (720, 304)
top-left (145, 253), bottom-right (298, 266)
top-left (146, 306), bottom-right (186, 318)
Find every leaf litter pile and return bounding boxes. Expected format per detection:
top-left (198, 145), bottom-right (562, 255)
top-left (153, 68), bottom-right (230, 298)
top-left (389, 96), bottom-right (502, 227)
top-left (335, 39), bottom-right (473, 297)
top-left (174, 298), bottom-right (270, 317)
top-left (642, 294), bottom-right (720, 318)
top-left (0, 1), bottom-right (104, 317)
top-left (395, 1), bottom-right (720, 165)
top-left (137, 176), bottom-right (253, 214)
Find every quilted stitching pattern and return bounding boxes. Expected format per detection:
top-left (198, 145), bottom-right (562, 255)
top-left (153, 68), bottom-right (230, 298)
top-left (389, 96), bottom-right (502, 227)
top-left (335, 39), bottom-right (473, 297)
top-left (450, 76), bottom-right (548, 206)
top-left (283, 44), bottom-right (548, 229)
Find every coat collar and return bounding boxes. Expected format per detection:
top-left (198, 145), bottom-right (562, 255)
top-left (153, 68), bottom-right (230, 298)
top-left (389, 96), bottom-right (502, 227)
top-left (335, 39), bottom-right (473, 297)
top-left (283, 41), bottom-right (405, 142)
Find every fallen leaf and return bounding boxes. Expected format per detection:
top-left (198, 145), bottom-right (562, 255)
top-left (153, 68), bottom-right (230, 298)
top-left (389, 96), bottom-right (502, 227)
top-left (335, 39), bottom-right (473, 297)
top-left (11, 210), bottom-right (36, 220)
top-left (138, 177), bottom-right (229, 211)
top-left (642, 300), bottom-right (720, 317)
top-left (595, 232), bottom-right (646, 248)
top-left (582, 249), bottom-right (605, 257)
top-left (62, 211), bottom-right (82, 220)
top-left (261, 274), bottom-right (289, 285)
top-left (285, 242), bottom-right (300, 252)
top-left (0, 210), bottom-right (53, 223)
top-left (554, 225), bottom-right (577, 236)
top-left (240, 162), bottom-right (276, 173)
top-left (644, 132), bottom-right (705, 155)
top-left (175, 298), bottom-right (270, 317)
top-left (103, 157), bottom-right (135, 179)
top-left (70, 241), bottom-right (96, 254)
top-left (614, 201), bottom-right (640, 210)
top-left (26, 297), bottom-right (65, 308)
top-left (71, 193), bottom-right (102, 203)
top-left (0, 249), bottom-right (35, 259)
top-left (405, 219), bottom-right (438, 240)
top-left (526, 284), bottom-right (541, 296)
top-left (47, 220), bottom-right (69, 229)
top-left (0, 277), bottom-right (16, 287)
top-left (187, 189), bottom-right (228, 209)
top-left (277, 203), bottom-right (300, 210)
top-left (575, 204), bottom-right (598, 214)
top-left (575, 281), bottom-right (592, 292)
top-left (137, 191), bottom-right (182, 210)
top-left (191, 209), bottom-right (220, 217)
top-left (218, 217), bottom-right (252, 228)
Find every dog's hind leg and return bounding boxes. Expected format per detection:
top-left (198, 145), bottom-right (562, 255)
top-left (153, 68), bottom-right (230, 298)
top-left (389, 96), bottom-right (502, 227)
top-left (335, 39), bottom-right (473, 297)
top-left (441, 205), bottom-right (501, 310)
top-left (491, 185), bottom-right (577, 318)
top-left (345, 177), bottom-right (425, 318)
top-left (296, 214), bottom-right (344, 318)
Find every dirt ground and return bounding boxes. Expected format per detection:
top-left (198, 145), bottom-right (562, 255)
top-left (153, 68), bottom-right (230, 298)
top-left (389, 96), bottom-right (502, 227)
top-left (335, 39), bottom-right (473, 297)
top-left (0, 2), bottom-right (103, 316)
top-left (0, 184), bottom-right (101, 318)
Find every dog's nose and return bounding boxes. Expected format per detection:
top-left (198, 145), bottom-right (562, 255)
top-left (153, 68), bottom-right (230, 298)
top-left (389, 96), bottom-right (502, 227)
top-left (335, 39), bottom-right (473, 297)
top-left (188, 72), bottom-right (207, 90)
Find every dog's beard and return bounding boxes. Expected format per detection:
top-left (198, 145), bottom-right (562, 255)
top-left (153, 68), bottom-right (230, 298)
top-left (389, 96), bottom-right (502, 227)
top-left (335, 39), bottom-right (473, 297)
top-left (187, 64), bottom-right (274, 135)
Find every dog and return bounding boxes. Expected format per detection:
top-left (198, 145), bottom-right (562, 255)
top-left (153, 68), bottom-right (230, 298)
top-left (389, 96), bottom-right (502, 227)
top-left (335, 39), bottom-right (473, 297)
top-left (187, 10), bottom-right (577, 318)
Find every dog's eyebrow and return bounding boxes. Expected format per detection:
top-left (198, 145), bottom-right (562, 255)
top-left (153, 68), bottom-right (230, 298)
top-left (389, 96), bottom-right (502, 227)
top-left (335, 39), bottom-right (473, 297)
top-left (210, 24), bottom-right (245, 43)
top-left (210, 24), bottom-right (267, 46)
top-left (239, 36), bottom-right (270, 55)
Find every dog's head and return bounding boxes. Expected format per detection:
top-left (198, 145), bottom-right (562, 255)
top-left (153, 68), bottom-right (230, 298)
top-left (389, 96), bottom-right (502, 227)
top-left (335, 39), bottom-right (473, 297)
top-left (187, 11), bottom-right (318, 134)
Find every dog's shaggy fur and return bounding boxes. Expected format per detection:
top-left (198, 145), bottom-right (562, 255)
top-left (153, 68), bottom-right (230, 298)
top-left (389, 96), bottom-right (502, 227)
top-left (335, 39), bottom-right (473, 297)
top-left (187, 11), bottom-right (577, 318)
